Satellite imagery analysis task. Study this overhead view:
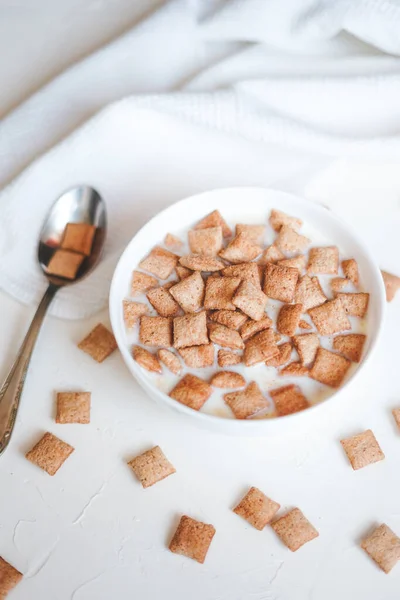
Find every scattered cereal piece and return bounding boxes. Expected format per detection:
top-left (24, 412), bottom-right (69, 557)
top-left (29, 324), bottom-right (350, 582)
top-left (330, 277), bottom-right (349, 293)
top-left (336, 292), bottom-right (369, 317)
top-left (173, 312), bottom-right (208, 349)
top-left (276, 225), bottom-right (310, 254)
top-left (210, 371), bottom-right (246, 388)
top-left (392, 408), bottom-right (400, 430)
top-left (298, 319), bottom-right (312, 330)
top-left (123, 300), bottom-right (148, 328)
top-left (61, 222), bottom-right (96, 256)
top-left (333, 334), bottom-right (366, 363)
top-left (280, 362), bottom-right (309, 377)
top-left (240, 316), bottom-right (273, 341)
top-left (0, 557), bottom-right (23, 598)
top-left (133, 345), bottom-right (162, 373)
top-left (56, 392), bottom-right (91, 424)
top-left (308, 298), bottom-right (351, 336)
top-left (47, 249), bottom-right (84, 279)
top-left (292, 333), bottom-right (319, 366)
top-left (175, 265), bottom-right (192, 280)
top-left (179, 344), bottom-right (215, 368)
top-left (147, 287), bottom-right (180, 317)
top-left (307, 246), bottom-right (339, 275)
top-left (139, 246), bottom-right (179, 279)
top-left (258, 245), bottom-right (285, 265)
top-left (26, 432), bottom-right (74, 476)
top-left (269, 209), bottom-right (302, 232)
top-left (270, 384), bottom-right (309, 416)
top-left (224, 381), bottom-right (268, 419)
top-left (219, 232), bottom-right (262, 264)
top-left (342, 258), bottom-right (359, 285)
top-left (277, 255), bottom-right (307, 273)
top-left (235, 224), bottom-right (265, 245)
top-left (194, 209), bottom-right (232, 238)
top-left (340, 429), bottom-right (385, 470)
top-left (361, 524), bottom-right (400, 574)
top-left (381, 270), bottom-right (400, 302)
top-left (263, 263), bottom-right (299, 303)
top-left (188, 227), bottom-right (223, 257)
top-left (277, 304), bottom-right (303, 336)
top-left (232, 280), bottom-right (268, 322)
top-left (294, 275), bottom-right (327, 311)
top-left (222, 262), bottom-right (261, 288)
top-left (233, 487), bottom-right (280, 530)
top-left (244, 328), bottom-right (279, 366)
top-left (140, 316), bottom-right (172, 347)
top-left (217, 350), bottom-right (242, 367)
top-left (131, 271), bottom-right (158, 296)
top-left (169, 515), bottom-right (216, 564)
top-left (266, 342), bottom-right (292, 367)
top-left (271, 508), bottom-right (319, 551)
top-left (179, 254), bottom-right (225, 272)
top-left (164, 233), bottom-right (183, 250)
top-left (169, 374), bottom-right (212, 410)
top-left (310, 348), bottom-right (351, 387)
top-left (209, 310), bottom-right (248, 330)
top-left (209, 323), bottom-right (244, 350)
top-left (157, 349), bottom-right (182, 375)
top-left (169, 271), bottom-right (205, 313)
top-left (204, 276), bottom-right (241, 311)
top-left (128, 446), bottom-right (175, 488)
top-left (78, 323), bottom-right (117, 362)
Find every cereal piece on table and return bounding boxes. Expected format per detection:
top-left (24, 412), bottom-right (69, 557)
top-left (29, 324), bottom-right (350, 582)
top-left (222, 262), bottom-right (261, 288)
top-left (56, 392), bottom-right (91, 424)
top-left (139, 246), bottom-right (179, 279)
top-left (294, 275), bottom-right (327, 311)
top-left (179, 254), bottom-right (225, 272)
top-left (270, 384), bottom-right (309, 416)
top-left (61, 222), bottom-right (96, 255)
top-left (194, 209), bottom-right (232, 238)
top-left (269, 209), bottom-right (302, 232)
top-left (277, 255), bottom-right (307, 273)
top-left (179, 344), bottom-right (214, 368)
top-left (308, 298), bottom-right (351, 336)
top-left (342, 258), bottom-right (359, 285)
top-left (224, 381), bottom-right (268, 419)
top-left (169, 374), bottom-right (212, 410)
top-left (123, 300), bottom-right (148, 328)
top-left (219, 233), bottom-right (262, 264)
top-left (232, 280), bottom-right (268, 321)
top-left (340, 429), bottom-right (385, 470)
top-left (310, 348), bottom-right (350, 387)
top-left (131, 271), bottom-right (158, 296)
top-left (188, 226), bottom-right (223, 257)
top-left (173, 312), bottom-right (208, 349)
top-left (209, 310), bottom-right (248, 330)
top-left (392, 408), bottom-right (400, 430)
top-left (240, 316), bottom-right (273, 341)
top-left (381, 270), bottom-right (400, 302)
top-left (26, 432), bottom-right (74, 476)
top-left (157, 349), bottom-right (182, 375)
top-left (244, 328), bottom-right (279, 366)
top-left (175, 265), bottom-right (191, 280)
top-left (47, 249), bottom-right (84, 279)
top-left (233, 487), bottom-right (280, 530)
top-left (277, 304), bottom-right (303, 336)
top-left (307, 246), bottom-right (339, 275)
top-left (235, 224), bottom-right (265, 245)
top-left (164, 233), bottom-right (183, 250)
top-left (128, 446), bottom-right (175, 488)
top-left (169, 272), bottom-right (204, 313)
top-left (361, 524), bottom-right (400, 574)
top-left (266, 342), bottom-right (292, 367)
top-left (147, 287), bottom-right (180, 317)
top-left (210, 371), bottom-right (246, 388)
top-left (140, 316), bottom-right (172, 347)
top-left (333, 334), bottom-right (366, 363)
top-left (271, 508), bottom-right (319, 551)
top-left (258, 245), bottom-right (285, 265)
top-left (298, 319), bottom-right (312, 330)
top-left (78, 323), bottom-right (117, 362)
top-left (217, 349), bottom-right (242, 367)
top-left (169, 516), bottom-right (216, 564)
top-left (209, 323), bottom-right (244, 350)
top-left (263, 263), bottom-right (299, 303)
top-left (276, 225), bottom-right (310, 254)
top-left (330, 277), bottom-right (349, 293)
top-left (0, 557), bottom-right (23, 598)
top-left (336, 292), bottom-right (369, 317)
top-left (292, 333), bottom-right (319, 366)
top-left (280, 362), bottom-right (309, 377)
top-left (204, 276), bottom-right (241, 311)
top-left (133, 346), bottom-right (162, 373)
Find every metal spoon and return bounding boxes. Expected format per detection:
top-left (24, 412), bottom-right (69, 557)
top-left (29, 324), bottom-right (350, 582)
top-left (0, 186), bottom-right (106, 455)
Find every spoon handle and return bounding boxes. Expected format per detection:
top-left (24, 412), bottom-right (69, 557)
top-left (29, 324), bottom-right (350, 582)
top-left (0, 284), bottom-right (58, 456)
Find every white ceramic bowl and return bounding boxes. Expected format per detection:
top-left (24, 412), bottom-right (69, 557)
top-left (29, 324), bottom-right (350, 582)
top-left (109, 187), bottom-right (385, 435)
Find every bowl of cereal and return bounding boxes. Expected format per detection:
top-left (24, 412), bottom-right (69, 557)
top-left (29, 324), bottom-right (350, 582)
top-left (109, 187), bottom-right (385, 433)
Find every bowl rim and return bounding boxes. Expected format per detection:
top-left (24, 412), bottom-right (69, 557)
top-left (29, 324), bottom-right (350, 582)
top-left (109, 186), bottom-right (386, 432)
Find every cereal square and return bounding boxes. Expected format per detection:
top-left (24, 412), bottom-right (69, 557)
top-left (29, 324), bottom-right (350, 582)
top-left (232, 280), bottom-right (268, 321)
top-left (330, 277), bottom-right (349, 293)
top-left (0, 557), bottom-right (23, 598)
top-left (233, 487), bottom-right (280, 530)
top-left (307, 246), bottom-right (339, 275)
top-left (179, 254), bottom-right (225, 272)
top-left (294, 275), bottom-right (327, 311)
top-left (146, 286), bottom-right (180, 317)
top-left (131, 271), bottom-right (158, 296)
top-left (224, 381), bottom-right (268, 419)
top-left (235, 224), bottom-right (265, 245)
top-left (139, 246), bottom-right (179, 279)
top-left (258, 245), bottom-right (285, 265)
top-left (209, 323), bottom-right (244, 350)
top-left (222, 262), bottom-right (261, 288)
top-left (210, 371), bottom-right (246, 388)
top-left (308, 298), bottom-right (351, 336)
top-left (61, 222), bottom-right (96, 255)
top-left (269, 209), bottom-right (302, 232)
top-left (280, 362), bottom-right (309, 377)
top-left (175, 264), bottom-right (191, 280)
top-left (123, 300), bottom-right (148, 328)
top-left (188, 227), bottom-right (223, 257)
top-left (140, 316), bottom-right (172, 347)
top-left (133, 345), bottom-right (162, 373)
top-left (263, 263), bottom-right (299, 303)
top-left (277, 304), bottom-right (303, 336)
top-left (309, 348), bottom-right (350, 387)
top-left (128, 446), bottom-right (175, 488)
top-left (169, 516), bottom-right (216, 564)
top-left (240, 316), bottom-right (273, 341)
top-left (56, 392), bottom-right (91, 424)
top-left (270, 384), bottom-right (309, 416)
top-left (179, 344), bottom-right (214, 368)
top-left (276, 225), bottom-right (310, 254)
top-left (209, 310), bottom-right (248, 330)
top-left (299, 319), bottom-right (312, 330)
top-left (47, 249), bottom-right (84, 279)
top-left (169, 374), bottom-right (212, 410)
top-left (361, 524), bottom-right (400, 574)
top-left (219, 233), bottom-right (262, 264)
top-left (342, 258), bottom-right (359, 285)
top-left (381, 270), bottom-right (400, 302)
top-left (26, 432), bottom-right (74, 476)
top-left (217, 350), bottom-right (242, 367)
top-left (271, 508), bottom-right (319, 551)
top-left (336, 292), bottom-right (369, 317)
top-left (333, 334), bottom-right (366, 363)
top-left (157, 349), bottom-right (182, 375)
top-left (164, 233), bottom-right (183, 250)
top-left (277, 255), bottom-right (307, 273)
top-left (341, 430), bottom-right (384, 470)
top-left (168, 271), bottom-right (204, 313)
top-left (392, 408), bottom-right (400, 430)
top-left (194, 209), bottom-right (232, 238)
top-left (173, 312), bottom-right (208, 349)
top-left (293, 333), bottom-right (319, 366)
top-left (78, 323), bottom-right (117, 362)
top-left (266, 342), bottom-right (292, 367)
top-left (244, 328), bottom-right (279, 366)
top-left (204, 277), bottom-right (241, 311)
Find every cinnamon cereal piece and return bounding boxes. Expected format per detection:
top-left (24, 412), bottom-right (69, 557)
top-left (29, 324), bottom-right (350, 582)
top-left (173, 312), bottom-right (208, 349)
top-left (361, 524), bottom-right (400, 574)
top-left (147, 287), bottom-right (180, 317)
top-left (240, 316), bottom-right (273, 341)
top-left (271, 508), bottom-right (319, 551)
top-left (270, 384), bottom-right (309, 416)
top-left (392, 408), bottom-right (400, 430)
top-left (188, 227), bottom-right (223, 257)
top-left (157, 349), bottom-right (182, 375)
top-left (178, 344), bottom-right (214, 368)
top-left (269, 209), bottom-right (302, 232)
top-left (194, 209), bottom-right (232, 238)
top-left (381, 270), bottom-right (400, 302)
top-left (232, 280), bottom-right (268, 321)
top-left (128, 446), bottom-right (175, 488)
top-left (342, 258), bottom-right (359, 285)
top-left (292, 333), bottom-right (319, 366)
top-left (132, 345), bottom-right (162, 373)
top-left (224, 381), bottom-right (268, 419)
top-left (233, 487), bottom-right (280, 530)
top-left (235, 224), bottom-right (265, 245)
top-left (123, 300), bottom-right (149, 328)
top-left (244, 328), bottom-right (279, 366)
top-left (78, 323), bottom-right (117, 362)
top-left (263, 263), bottom-right (299, 303)
top-left (26, 432), bottom-right (74, 476)
top-left (163, 280), bottom-right (178, 290)
top-left (169, 374), bottom-right (212, 410)
top-left (47, 249), bottom-right (84, 279)
top-left (340, 429), bottom-right (385, 470)
top-left (131, 271), bottom-right (158, 296)
top-left (298, 319), bottom-right (312, 330)
top-left (139, 246), bottom-right (179, 279)
top-left (333, 334), bottom-right (366, 363)
top-left (307, 246), bottom-right (339, 275)
top-left (209, 310), bottom-right (248, 330)
top-left (140, 316), bottom-right (172, 347)
top-left (209, 323), bottom-right (244, 350)
top-left (258, 245), bottom-right (285, 265)
top-left (0, 557), bottom-right (23, 598)
top-left (330, 277), bottom-right (349, 293)
top-left (61, 222), bottom-right (96, 256)
top-left (164, 233), bottom-right (183, 250)
top-left (211, 371), bottom-right (246, 389)
top-left (169, 516), bottom-right (216, 564)
top-left (266, 342), bottom-right (292, 367)
top-left (309, 348), bottom-right (351, 387)
top-left (280, 362), bottom-right (309, 377)
top-left (56, 392), bottom-right (91, 424)
top-left (204, 277), bottom-right (241, 311)
top-left (308, 298), bottom-right (351, 336)
top-left (217, 350), bottom-right (242, 367)
top-left (277, 304), bottom-right (303, 336)
top-left (175, 265), bottom-right (192, 281)
top-left (277, 255), bottom-right (307, 273)
top-left (219, 233), bottom-right (262, 264)
top-left (169, 272), bottom-right (205, 313)
top-left (179, 255), bottom-right (225, 272)
top-left (294, 275), bottom-right (327, 311)
top-left (336, 292), bottom-right (369, 318)
top-left (276, 225), bottom-right (310, 254)
top-left (222, 262), bottom-right (261, 288)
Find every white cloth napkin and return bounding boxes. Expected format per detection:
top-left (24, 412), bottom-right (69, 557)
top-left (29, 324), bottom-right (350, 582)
top-left (1, 0), bottom-right (400, 319)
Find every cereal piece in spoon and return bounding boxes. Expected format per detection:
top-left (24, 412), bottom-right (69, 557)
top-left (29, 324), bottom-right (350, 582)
top-left (47, 249), bottom-right (85, 280)
top-left (61, 223), bottom-right (96, 255)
